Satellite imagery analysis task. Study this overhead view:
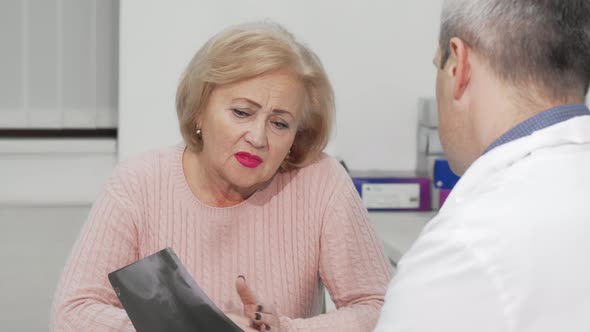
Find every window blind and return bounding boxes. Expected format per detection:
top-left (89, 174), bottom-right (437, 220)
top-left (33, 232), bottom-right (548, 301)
top-left (0, 0), bottom-right (118, 130)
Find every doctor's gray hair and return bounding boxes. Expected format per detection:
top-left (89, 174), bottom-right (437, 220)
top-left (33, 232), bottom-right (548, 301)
top-left (438, 0), bottom-right (590, 101)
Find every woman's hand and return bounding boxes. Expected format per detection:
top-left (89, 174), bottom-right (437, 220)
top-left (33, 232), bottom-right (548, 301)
top-left (226, 313), bottom-right (262, 332)
top-left (236, 276), bottom-right (282, 331)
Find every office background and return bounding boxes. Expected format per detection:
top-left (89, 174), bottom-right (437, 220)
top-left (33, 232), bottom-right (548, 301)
top-left (1, 1), bottom-right (589, 331)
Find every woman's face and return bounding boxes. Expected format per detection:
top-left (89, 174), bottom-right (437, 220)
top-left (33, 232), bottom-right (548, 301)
top-left (197, 70), bottom-right (305, 191)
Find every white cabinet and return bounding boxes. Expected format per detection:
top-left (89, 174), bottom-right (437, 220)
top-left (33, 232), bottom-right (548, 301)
top-left (370, 211), bottom-right (435, 266)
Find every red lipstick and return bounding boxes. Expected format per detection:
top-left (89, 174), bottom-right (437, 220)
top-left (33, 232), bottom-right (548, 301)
top-left (235, 152), bottom-right (263, 168)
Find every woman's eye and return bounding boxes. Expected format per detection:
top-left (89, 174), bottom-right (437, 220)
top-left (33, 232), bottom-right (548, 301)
top-left (232, 109), bottom-right (249, 118)
top-left (272, 121), bottom-right (289, 129)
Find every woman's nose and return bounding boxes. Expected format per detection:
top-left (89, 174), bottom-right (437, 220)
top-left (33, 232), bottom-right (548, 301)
top-left (244, 121), bottom-right (268, 149)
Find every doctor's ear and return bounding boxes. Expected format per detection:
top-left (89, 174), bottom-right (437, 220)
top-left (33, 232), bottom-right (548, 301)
top-left (447, 37), bottom-right (471, 100)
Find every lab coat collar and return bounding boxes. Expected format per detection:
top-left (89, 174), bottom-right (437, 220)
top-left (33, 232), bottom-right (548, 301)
top-left (441, 115), bottom-right (590, 210)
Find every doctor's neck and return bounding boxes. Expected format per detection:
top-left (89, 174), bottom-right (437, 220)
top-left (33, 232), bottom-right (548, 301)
top-left (468, 76), bottom-right (584, 157)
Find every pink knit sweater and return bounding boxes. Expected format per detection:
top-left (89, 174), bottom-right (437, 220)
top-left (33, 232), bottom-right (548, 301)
top-left (51, 144), bottom-right (392, 331)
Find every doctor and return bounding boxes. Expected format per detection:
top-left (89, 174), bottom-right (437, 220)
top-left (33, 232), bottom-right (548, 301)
top-left (375, 1), bottom-right (590, 331)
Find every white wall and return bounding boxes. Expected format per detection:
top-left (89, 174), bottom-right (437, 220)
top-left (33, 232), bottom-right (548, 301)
top-left (119, 0), bottom-right (443, 171)
top-left (0, 206), bottom-right (89, 332)
top-left (0, 139), bottom-right (116, 205)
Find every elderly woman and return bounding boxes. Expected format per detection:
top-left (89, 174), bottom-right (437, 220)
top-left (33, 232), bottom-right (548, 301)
top-left (51, 22), bottom-right (391, 332)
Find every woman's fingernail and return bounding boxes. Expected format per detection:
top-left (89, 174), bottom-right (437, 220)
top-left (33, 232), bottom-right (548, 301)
top-left (255, 313), bottom-right (261, 320)
top-left (238, 275), bottom-right (245, 280)
top-left (266, 325), bottom-right (271, 331)
top-left (257, 305), bottom-right (263, 312)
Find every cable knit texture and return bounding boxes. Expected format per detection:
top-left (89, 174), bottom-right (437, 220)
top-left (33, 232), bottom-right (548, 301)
top-left (51, 144), bottom-right (392, 331)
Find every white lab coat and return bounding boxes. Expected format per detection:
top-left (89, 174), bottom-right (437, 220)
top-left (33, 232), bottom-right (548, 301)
top-left (374, 115), bottom-right (590, 332)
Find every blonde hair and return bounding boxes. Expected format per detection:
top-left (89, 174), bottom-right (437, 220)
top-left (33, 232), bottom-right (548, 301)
top-left (176, 21), bottom-right (334, 170)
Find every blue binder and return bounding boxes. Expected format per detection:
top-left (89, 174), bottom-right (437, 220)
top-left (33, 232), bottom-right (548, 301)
top-left (433, 159), bottom-right (460, 189)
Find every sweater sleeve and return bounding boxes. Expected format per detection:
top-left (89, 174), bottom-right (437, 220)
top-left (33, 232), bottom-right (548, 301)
top-left (280, 162), bottom-right (393, 332)
top-left (50, 168), bottom-right (141, 332)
